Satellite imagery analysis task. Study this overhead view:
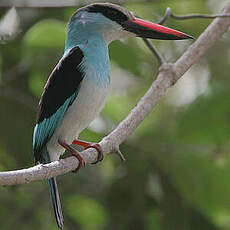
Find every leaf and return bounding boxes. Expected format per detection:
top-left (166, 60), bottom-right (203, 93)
top-left (152, 148), bottom-right (230, 228)
top-left (109, 40), bottom-right (143, 76)
top-left (175, 86), bottom-right (230, 145)
top-left (65, 194), bottom-right (109, 230)
top-left (23, 19), bottom-right (65, 49)
top-left (0, 55), bottom-right (2, 83)
top-left (28, 69), bottom-right (46, 97)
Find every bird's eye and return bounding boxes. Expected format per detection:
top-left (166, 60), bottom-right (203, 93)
top-left (129, 11), bottom-right (136, 19)
top-left (109, 9), bottom-right (119, 17)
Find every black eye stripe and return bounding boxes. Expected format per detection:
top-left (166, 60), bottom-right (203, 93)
top-left (85, 5), bottom-right (129, 23)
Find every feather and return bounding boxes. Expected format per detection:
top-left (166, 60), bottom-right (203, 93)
top-left (33, 46), bottom-right (84, 163)
top-left (48, 177), bottom-right (64, 230)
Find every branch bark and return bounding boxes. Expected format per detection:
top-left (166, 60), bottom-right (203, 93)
top-left (0, 5), bottom-right (230, 186)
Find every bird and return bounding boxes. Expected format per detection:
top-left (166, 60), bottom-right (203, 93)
top-left (33, 3), bottom-right (192, 229)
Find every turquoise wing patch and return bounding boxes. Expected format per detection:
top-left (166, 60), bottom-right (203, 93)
top-left (33, 93), bottom-right (77, 163)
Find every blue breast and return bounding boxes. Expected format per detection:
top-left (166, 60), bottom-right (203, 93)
top-left (66, 41), bottom-right (110, 87)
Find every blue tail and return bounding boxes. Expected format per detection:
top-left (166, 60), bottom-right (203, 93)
top-left (48, 177), bottom-right (64, 229)
top-left (39, 147), bottom-right (64, 229)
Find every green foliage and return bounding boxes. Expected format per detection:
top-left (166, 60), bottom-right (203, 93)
top-left (0, 55), bottom-right (2, 83)
top-left (109, 40), bottom-right (143, 76)
top-left (28, 69), bottom-right (46, 97)
top-left (175, 87), bottom-right (230, 145)
top-left (103, 94), bottom-right (133, 122)
top-left (23, 19), bottom-right (66, 49)
top-left (66, 195), bottom-right (109, 230)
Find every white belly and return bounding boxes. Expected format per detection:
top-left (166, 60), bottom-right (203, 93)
top-left (47, 77), bottom-right (109, 161)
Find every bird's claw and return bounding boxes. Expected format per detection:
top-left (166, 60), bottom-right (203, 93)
top-left (72, 139), bottom-right (104, 164)
top-left (58, 140), bottom-right (86, 173)
top-left (68, 152), bottom-right (86, 173)
top-left (85, 143), bottom-right (104, 164)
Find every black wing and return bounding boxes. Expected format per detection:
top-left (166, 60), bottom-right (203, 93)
top-left (37, 46), bottom-right (84, 123)
top-left (33, 46), bottom-right (85, 163)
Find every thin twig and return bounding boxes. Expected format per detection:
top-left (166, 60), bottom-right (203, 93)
top-left (142, 38), bottom-right (165, 65)
top-left (142, 7), bottom-right (230, 65)
top-left (171, 12), bottom-right (230, 20)
top-left (139, 11), bottom-right (166, 65)
top-left (158, 7), bottom-right (171, 25)
top-left (158, 7), bottom-right (230, 25)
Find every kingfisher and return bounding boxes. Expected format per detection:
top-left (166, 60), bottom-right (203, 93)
top-left (33, 2), bottom-right (192, 229)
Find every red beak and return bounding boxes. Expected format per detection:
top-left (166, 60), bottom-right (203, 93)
top-left (122, 17), bottom-right (193, 40)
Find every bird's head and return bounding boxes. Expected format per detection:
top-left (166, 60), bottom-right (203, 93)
top-left (68, 3), bottom-right (192, 44)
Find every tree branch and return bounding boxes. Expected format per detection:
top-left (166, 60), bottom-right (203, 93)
top-left (142, 38), bottom-right (165, 65)
top-left (158, 7), bottom-right (230, 24)
top-left (0, 5), bottom-right (230, 186)
top-left (142, 7), bottom-right (230, 65)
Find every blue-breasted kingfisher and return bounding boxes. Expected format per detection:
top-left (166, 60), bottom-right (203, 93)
top-left (33, 3), bottom-right (192, 229)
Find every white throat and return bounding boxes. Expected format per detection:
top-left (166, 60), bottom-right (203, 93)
top-left (102, 21), bottom-right (135, 44)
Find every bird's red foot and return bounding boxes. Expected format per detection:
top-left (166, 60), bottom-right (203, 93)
top-left (72, 139), bottom-right (104, 164)
top-left (58, 140), bottom-right (86, 173)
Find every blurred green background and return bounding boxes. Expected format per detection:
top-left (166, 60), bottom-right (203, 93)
top-left (0, 0), bottom-right (230, 229)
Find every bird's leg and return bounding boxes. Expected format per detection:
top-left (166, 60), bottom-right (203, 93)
top-left (58, 140), bottom-right (86, 172)
top-left (72, 139), bottom-right (104, 164)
